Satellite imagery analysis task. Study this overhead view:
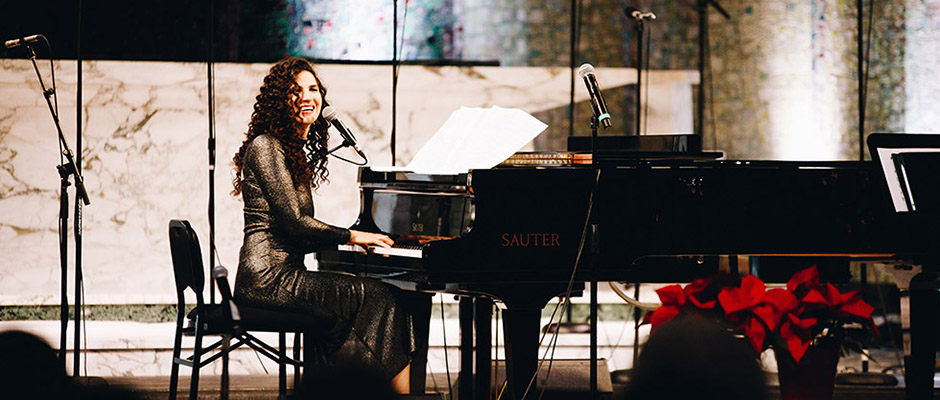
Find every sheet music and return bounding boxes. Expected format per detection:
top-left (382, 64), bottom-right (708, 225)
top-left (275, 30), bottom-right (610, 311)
top-left (393, 106), bottom-right (547, 174)
top-left (876, 147), bottom-right (940, 212)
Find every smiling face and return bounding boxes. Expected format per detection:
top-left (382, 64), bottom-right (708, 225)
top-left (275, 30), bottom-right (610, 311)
top-left (292, 70), bottom-right (323, 135)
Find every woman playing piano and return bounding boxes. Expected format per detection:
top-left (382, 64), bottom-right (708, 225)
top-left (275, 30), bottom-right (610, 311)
top-left (230, 57), bottom-right (412, 392)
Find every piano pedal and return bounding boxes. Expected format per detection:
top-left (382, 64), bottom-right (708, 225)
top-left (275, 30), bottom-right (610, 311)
top-left (609, 369), bottom-right (631, 384)
top-left (834, 371), bottom-right (899, 386)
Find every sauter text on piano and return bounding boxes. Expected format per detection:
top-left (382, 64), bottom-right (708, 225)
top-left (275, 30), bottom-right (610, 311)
top-left (500, 233), bottom-right (561, 247)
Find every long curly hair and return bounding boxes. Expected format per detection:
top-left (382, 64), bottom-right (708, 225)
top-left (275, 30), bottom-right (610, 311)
top-left (232, 57), bottom-right (331, 196)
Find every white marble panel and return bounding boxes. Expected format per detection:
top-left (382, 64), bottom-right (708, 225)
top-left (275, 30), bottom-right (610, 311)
top-left (1, 60), bottom-right (212, 305)
top-left (1, 59), bottom-right (697, 306)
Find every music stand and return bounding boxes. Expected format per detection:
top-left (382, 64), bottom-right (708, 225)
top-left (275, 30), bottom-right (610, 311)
top-left (868, 133), bottom-right (940, 214)
top-left (866, 133), bottom-right (940, 399)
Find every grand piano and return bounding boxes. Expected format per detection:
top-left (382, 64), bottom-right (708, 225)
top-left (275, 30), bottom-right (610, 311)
top-left (318, 137), bottom-right (939, 399)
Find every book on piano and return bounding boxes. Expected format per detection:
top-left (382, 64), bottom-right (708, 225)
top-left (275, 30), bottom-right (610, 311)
top-left (499, 151), bottom-right (592, 166)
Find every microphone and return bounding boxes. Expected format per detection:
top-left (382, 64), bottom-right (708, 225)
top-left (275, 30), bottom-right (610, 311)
top-left (321, 106), bottom-right (367, 160)
top-left (4, 34), bottom-right (42, 49)
top-left (577, 63), bottom-right (612, 129)
top-left (624, 7), bottom-right (656, 21)
top-left (625, 6), bottom-right (642, 20)
top-left (211, 266), bottom-right (242, 325)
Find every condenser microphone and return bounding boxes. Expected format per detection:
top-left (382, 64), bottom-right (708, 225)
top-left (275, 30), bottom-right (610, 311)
top-left (577, 63), bottom-right (612, 129)
top-left (322, 106), bottom-right (366, 160)
top-left (4, 34), bottom-right (42, 49)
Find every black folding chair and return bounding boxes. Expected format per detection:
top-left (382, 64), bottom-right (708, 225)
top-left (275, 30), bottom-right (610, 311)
top-left (168, 219), bottom-right (318, 399)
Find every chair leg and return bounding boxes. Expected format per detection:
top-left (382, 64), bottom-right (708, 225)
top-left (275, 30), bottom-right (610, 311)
top-left (189, 321), bottom-right (204, 400)
top-left (221, 334), bottom-right (230, 400)
top-left (278, 332), bottom-right (287, 399)
top-left (293, 332), bottom-right (302, 391)
top-left (169, 315), bottom-right (185, 400)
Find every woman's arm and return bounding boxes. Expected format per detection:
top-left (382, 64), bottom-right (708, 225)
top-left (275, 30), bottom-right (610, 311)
top-left (246, 136), bottom-right (394, 249)
top-left (245, 135), bottom-right (351, 243)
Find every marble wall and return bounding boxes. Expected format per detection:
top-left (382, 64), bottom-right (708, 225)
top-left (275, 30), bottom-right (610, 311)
top-left (0, 59), bottom-right (697, 306)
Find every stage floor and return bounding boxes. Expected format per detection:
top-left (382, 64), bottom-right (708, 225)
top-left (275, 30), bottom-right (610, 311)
top-left (94, 372), bottom-right (938, 400)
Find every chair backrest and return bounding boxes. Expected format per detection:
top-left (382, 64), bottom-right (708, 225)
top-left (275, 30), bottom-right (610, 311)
top-left (168, 219), bottom-right (206, 308)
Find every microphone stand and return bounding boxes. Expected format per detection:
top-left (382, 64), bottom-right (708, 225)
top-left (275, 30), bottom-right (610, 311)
top-left (208, 0), bottom-right (217, 305)
top-left (327, 141), bottom-right (369, 166)
top-left (25, 43), bottom-right (91, 369)
top-left (588, 114), bottom-right (599, 400)
top-left (695, 0), bottom-right (730, 139)
top-left (632, 17), bottom-right (646, 136)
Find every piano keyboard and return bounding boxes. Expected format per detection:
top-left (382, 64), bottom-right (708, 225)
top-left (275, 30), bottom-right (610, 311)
top-left (336, 244), bottom-right (423, 258)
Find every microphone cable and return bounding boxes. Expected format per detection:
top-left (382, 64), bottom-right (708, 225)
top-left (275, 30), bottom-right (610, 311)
top-left (328, 150), bottom-right (368, 166)
top-left (517, 168), bottom-right (600, 400)
top-left (601, 292), bottom-right (636, 363)
top-left (24, 35), bottom-right (64, 168)
top-left (37, 35), bottom-right (59, 118)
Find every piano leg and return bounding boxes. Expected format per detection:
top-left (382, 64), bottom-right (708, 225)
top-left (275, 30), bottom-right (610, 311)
top-left (908, 268), bottom-right (939, 399)
top-left (502, 305), bottom-right (542, 400)
top-left (884, 263), bottom-right (940, 399)
top-left (475, 298), bottom-right (493, 400)
top-left (459, 297), bottom-right (474, 400)
top-left (449, 282), bottom-right (579, 400)
top-left (455, 295), bottom-right (494, 400)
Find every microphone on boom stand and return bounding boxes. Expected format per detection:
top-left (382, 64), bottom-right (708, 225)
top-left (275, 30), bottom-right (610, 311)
top-left (577, 63), bottom-right (612, 129)
top-left (323, 106), bottom-right (368, 165)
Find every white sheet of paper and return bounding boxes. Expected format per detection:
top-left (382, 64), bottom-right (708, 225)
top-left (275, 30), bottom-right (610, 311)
top-left (401, 106), bottom-right (548, 174)
top-left (876, 147), bottom-right (940, 212)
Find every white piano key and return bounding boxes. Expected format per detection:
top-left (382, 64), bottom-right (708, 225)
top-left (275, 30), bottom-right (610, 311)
top-left (372, 246), bottom-right (422, 258)
top-left (335, 244), bottom-right (422, 258)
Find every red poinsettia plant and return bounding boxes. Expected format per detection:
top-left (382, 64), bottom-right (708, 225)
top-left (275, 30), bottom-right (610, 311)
top-left (643, 265), bottom-right (878, 363)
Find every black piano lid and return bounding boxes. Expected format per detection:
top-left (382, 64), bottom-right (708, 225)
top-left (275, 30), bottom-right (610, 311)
top-left (597, 158), bottom-right (872, 170)
top-left (567, 134), bottom-right (703, 153)
top-left (358, 167), bottom-right (469, 191)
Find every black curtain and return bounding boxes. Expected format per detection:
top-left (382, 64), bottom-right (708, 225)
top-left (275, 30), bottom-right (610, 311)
top-left (1, 0), bottom-right (286, 62)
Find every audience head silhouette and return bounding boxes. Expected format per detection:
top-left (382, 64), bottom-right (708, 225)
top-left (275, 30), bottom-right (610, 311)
top-left (621, 315), bottom-right (767, 400)
top-left (0, 329), bottom-right (71, 399)
top-left (295, 358), bottom-right (400, 400)
top-left (0, 329), bottom-right (141, 400)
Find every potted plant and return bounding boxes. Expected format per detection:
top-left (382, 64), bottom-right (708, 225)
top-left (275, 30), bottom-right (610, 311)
top-left (643, 266), bottom-right (878, 400)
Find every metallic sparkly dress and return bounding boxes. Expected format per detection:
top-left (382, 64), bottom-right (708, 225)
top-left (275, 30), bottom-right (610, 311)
top-left (233, 134), bottom-right (414, 377)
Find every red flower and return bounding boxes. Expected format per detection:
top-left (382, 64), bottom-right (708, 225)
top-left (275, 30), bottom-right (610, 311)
top-left (643, 284), bottom-right (685, 329)
top-left (826, 284), bottom-right (876, 321)
top-left (787, 265), bottom-right (820, 293)
top-left (779, 313), bottom-right (819, 362)
top-left (761, 288), bottom-right (799, 329)
top-left (718, 275), bottom-right (766, 316)
top-left (747, 288), bottom-right (799, 354)
top-left (684, 276), bottom-right (719, 309)
top-left (644, 265), bottom-right (878, 364)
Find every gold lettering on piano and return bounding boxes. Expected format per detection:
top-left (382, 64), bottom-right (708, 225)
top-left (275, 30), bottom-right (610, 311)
top-left (500, 233), bottom-right (561, 247)
top-left (412, 223), bottom-right (424, 233)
